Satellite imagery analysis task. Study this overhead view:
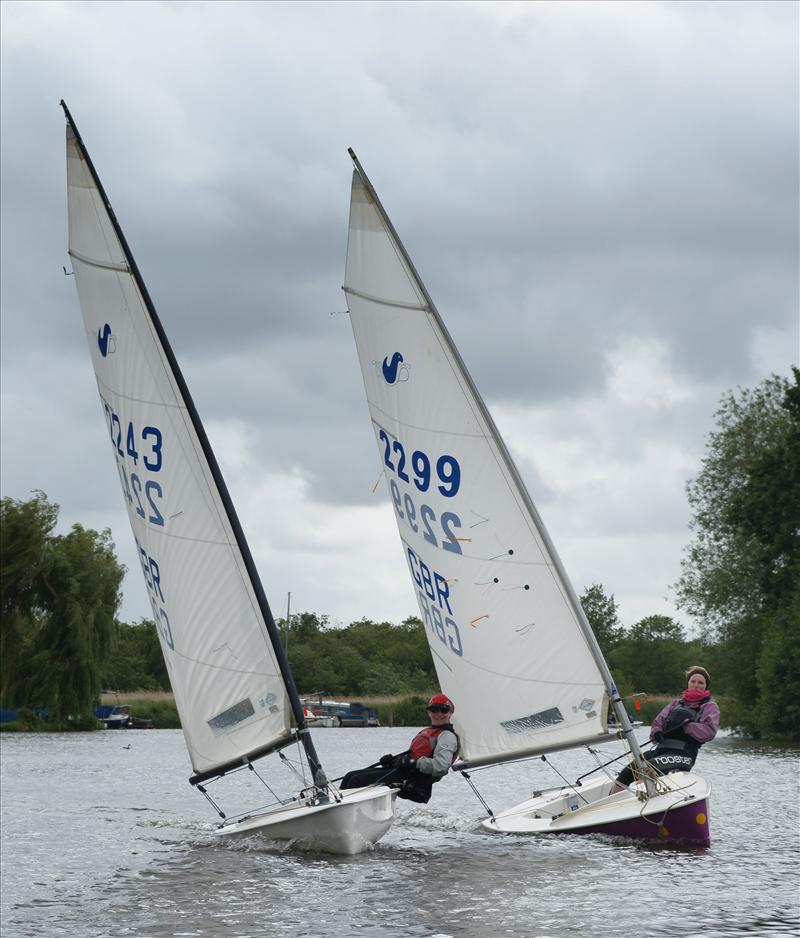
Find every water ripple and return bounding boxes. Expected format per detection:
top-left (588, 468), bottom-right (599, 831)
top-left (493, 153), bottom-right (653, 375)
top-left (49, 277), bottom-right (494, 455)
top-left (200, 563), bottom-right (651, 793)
top-left (1, 730), bottom-right (798, 937)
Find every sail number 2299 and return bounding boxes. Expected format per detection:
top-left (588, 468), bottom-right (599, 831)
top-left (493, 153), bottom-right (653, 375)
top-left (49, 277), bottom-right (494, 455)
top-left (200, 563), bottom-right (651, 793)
top-left (378, 431), bottom-right (461, 497)
top-left (390, 481), bottom-right (462, 555)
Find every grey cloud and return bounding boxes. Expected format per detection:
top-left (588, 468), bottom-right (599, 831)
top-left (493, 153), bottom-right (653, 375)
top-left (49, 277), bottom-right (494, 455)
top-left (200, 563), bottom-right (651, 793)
top-left (1, 0), bottom-right (797, 627)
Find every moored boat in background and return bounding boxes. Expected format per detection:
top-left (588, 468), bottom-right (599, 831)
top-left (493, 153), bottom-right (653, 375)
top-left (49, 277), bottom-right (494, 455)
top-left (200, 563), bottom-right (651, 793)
top-left (92, 705), bottom-right (131, 729)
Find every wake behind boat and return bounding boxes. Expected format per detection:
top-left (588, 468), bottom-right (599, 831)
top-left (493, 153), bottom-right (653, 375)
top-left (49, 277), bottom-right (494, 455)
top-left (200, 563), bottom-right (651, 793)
top-left (62, 104), bottom-right (394, 855)
top-left (342, 151), bottom-right (711, 847)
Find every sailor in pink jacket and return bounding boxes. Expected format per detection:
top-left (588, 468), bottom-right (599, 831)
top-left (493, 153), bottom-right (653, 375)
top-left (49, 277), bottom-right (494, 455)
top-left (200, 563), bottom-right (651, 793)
top-left (615, 666), bottom-right (720, 788)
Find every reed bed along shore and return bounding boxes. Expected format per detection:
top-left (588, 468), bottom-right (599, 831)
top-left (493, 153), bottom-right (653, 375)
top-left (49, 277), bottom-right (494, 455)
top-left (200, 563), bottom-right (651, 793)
top-left (99, 691), bottom-right (439, 728)
top-left (0, 691), bottom-right (676, 734)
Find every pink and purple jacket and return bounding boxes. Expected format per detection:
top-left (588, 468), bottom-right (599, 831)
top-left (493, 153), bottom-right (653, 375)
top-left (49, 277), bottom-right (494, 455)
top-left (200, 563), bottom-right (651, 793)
top-left (650, 696), bottom-right (721, 745)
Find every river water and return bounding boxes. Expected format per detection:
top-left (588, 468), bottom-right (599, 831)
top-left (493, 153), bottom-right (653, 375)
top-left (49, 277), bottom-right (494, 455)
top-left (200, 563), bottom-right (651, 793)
top-left (1, 727), bottom-right (797, 938)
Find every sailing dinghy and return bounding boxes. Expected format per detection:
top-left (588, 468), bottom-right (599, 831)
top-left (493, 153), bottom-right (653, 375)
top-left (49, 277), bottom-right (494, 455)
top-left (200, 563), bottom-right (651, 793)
top-left (342, 150), bottom-right (711, 846)
top-left (62, 103), bottom-right (395, 855)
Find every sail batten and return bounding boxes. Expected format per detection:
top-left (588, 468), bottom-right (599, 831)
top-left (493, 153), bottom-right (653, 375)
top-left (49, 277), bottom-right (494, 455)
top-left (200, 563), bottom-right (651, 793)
top-left (343, 285), bottom-right (429, 312)
top-left (345, 153), bottom-right (623, 766)
top-left (68, 249), bottom-right (129, 272)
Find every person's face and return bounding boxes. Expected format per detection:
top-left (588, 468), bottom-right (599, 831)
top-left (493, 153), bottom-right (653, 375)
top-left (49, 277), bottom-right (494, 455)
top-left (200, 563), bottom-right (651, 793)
top-left (687, 673), bottom-right (707, 692)
top-left (427, 705), bottom-right (451, 725)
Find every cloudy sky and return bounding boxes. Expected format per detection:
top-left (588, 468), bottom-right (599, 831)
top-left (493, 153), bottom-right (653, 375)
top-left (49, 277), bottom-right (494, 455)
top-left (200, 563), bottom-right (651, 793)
top-left (1, 0), bottom-right (797, 635)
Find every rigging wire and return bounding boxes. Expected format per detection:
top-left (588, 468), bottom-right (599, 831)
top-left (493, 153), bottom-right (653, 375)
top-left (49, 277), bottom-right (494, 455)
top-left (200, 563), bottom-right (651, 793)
top-left (458, 769), bottom-right (496, 820)
top-left (279, 737), bottom-right (342, 801)
top-left (579, 743), bottom-right (643, 783)
top-left (537, 754), bottom-right (590, 805)
top-left (196, 784), bottom-right (226, 819)
top-left (195, 733), bottom-right (323, 824)
top-left (246, 760), bottom-right (283, 803)
top-left (279, 748), bottom-right (309, 788)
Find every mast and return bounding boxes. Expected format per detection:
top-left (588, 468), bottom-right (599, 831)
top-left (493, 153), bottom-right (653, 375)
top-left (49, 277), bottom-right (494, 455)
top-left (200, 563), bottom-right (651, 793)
top-left (60, 100), bottom-right (327, 789)
top-left (347, 148), bottom-right (649, 779)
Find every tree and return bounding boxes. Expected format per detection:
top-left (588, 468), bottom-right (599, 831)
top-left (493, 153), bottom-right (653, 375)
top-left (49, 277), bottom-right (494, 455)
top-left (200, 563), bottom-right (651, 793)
top-left (0, 492), bottom-right (58, 704)
top-left (580, 583), bottom-right (623, 656)
top-left (677, 370), bottom-right (799, 623)
top-left (283, 613), bottom-right (436, 696)
top-left (755, 594), bottom-right (800, 738)
top-left (676, 369), bottom-right (800, 738)
top-left (608, 615), bottom-right (687, 694)
top-left (103, 620), bottom-right (170, 691)
top-left (0, 494), bottom-right (124, 718)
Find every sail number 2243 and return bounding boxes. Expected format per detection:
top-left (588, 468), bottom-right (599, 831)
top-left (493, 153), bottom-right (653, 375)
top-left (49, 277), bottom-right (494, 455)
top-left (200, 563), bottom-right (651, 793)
top-left (102, 398), bottom-right (165, 527)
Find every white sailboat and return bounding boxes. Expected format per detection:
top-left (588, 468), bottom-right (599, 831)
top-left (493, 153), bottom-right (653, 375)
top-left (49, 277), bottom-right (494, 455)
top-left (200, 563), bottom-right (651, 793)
top-left (62, 103), bottom-right (395, 856)
top-left (343, 151), bottom-right (711, 846)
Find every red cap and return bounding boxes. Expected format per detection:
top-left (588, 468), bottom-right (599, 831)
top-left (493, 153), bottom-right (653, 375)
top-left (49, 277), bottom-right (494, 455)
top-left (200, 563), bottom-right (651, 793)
top-left (427, 694), bottom-right (454, 713)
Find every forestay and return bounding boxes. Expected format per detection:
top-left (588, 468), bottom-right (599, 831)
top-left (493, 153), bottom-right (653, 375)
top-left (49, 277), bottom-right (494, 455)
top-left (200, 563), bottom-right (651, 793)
top-left (344, 161), bottom-right (611, 769)
top-left (66, 120), bottom-right (293, 778)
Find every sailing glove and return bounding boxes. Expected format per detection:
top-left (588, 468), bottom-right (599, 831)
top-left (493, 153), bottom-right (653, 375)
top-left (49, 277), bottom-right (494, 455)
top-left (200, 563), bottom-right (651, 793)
top-left (652, 731), bottom-right (664, 742)
top-left (399, 754), bottom-right (416, 768)
top-left (379, 754), bottom-right (394, 767)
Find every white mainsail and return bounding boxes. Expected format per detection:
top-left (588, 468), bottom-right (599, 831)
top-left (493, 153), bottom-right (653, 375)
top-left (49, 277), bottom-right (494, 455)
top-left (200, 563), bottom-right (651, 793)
top-left (344, 158), bottom-right (614, 769)
top-left (65, 114), bottom-right (296, 779)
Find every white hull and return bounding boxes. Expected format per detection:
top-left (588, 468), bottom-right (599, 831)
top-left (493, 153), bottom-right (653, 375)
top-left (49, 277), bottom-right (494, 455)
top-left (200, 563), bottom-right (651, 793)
top-left (311, 716), bottom-right (341, 728)
top-left (215, 785), bottom-right (397, 855)
top-left (482, 771), bottom-right (712, 845)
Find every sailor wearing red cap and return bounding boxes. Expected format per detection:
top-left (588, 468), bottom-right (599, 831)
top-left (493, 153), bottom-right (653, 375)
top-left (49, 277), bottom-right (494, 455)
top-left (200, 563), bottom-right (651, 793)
top-left (340, 694), bottom-right (459, 803)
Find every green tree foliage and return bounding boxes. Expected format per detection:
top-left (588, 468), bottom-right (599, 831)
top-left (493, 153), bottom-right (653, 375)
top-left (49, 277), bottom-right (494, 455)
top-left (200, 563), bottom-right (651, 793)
top-left (580, 583), bottom-right (623, 656)
top-left (0, 493), bottom-right (124, 718)
top-left (676, 368), bottom-right (800, 738)
top-left (102, 619), bottom-right (170, 691)
top-left (0, 491), bottom-right (58, 704)
top-left (282, 613), bottom-right (437, 696)
top-left (755, 593), bottom-right (800, 737)
top-left (608, 615), bottom-right (688, 694)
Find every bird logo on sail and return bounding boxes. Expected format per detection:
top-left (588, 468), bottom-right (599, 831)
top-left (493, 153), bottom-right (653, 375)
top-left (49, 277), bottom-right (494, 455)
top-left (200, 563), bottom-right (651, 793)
top-left (379, 352), bottom-right (409, 386)
top-left (97, 323), bottom-right (116, 357)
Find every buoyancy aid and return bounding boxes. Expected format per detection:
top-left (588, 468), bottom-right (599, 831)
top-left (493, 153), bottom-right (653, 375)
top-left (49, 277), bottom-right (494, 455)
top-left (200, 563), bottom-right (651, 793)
top-left (408, 724), bottom-right (460, 770)
top-left (396, 724), bottom-right (460, 805)
top-left (662, 704), bottom-right (699, 735)
top-left (656, 699), bottom-right (710, 758)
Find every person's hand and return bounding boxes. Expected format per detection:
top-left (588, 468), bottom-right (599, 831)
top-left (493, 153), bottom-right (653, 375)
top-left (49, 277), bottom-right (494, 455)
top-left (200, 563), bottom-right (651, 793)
top-left (399, 754), bottom-right (416, 768)
top-left (651, 731), bottom-right (664, 742)
top-left (379, 753), bottom-right (394, 767)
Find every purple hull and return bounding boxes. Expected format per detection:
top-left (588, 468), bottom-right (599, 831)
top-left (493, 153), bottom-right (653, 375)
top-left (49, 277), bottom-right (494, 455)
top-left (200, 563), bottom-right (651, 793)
top-left (568, 797), bottom-right (711, 846)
